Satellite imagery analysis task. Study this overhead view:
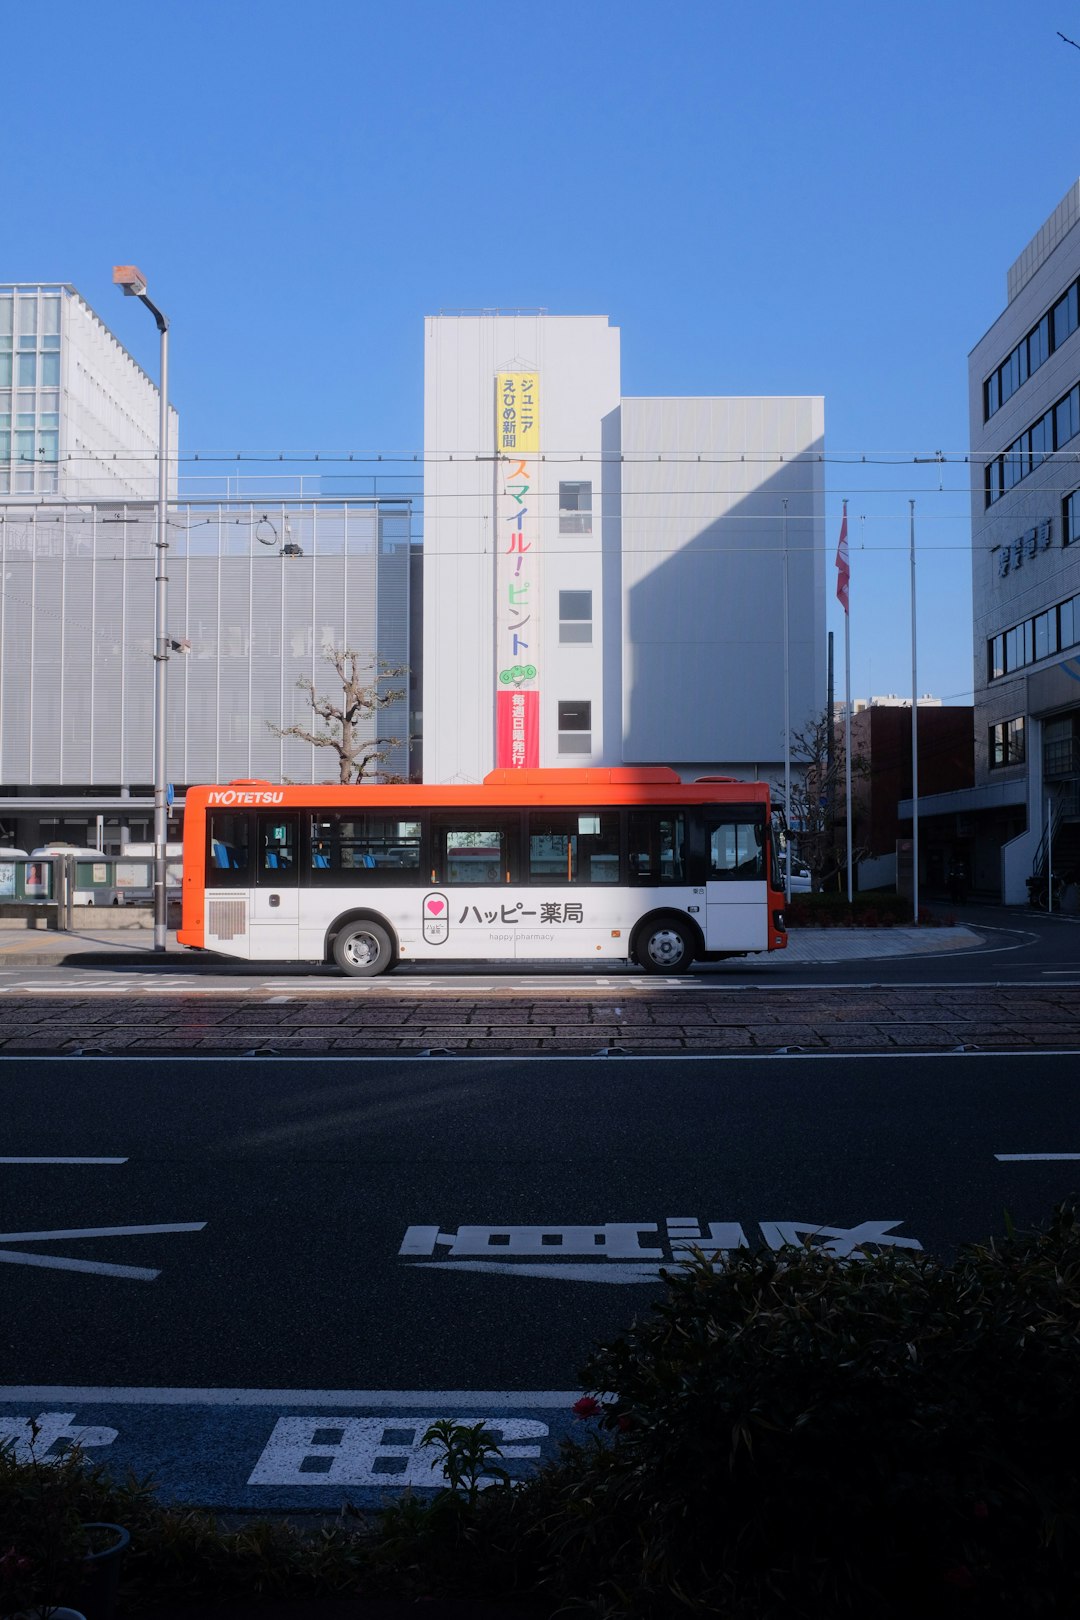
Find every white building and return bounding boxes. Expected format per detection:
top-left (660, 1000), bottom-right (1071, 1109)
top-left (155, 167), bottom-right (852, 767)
top-left (0, 283), bottom-right (179, 501)
top-left (423, 312), bottom-right (825, 785)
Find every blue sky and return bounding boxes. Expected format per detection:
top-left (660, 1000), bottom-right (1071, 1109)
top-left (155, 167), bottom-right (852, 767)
top-left (9, 0), bottom-right (1080, 708)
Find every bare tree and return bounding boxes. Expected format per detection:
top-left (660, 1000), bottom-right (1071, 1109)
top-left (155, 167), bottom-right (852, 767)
top-left (268, 646), bottom-right (407, 784)
top-left (774, 708), bottom-right (870, 892)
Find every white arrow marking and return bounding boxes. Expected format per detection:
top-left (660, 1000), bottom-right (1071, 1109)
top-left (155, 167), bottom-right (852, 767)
top-left (0, 1221), bottom-right (206, 1282)
top-left (0, 1249), bottom-right (160, 1280)
top-left (414, 1260), bottom-right (671, 1283)
top-left (0, 1223), bottom-right (206, 1242)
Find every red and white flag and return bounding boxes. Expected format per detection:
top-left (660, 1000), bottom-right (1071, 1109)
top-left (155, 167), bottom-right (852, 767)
top-left (835, 500), bottom-right (850, 614)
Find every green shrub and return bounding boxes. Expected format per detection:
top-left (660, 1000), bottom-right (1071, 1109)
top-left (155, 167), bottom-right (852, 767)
top-left (516, 1205), bottom-right (1080, 1617)
top-left (6, 1208), bottom-right (1080, 1616)
top-left (787, 890), bottom-right (913, 927)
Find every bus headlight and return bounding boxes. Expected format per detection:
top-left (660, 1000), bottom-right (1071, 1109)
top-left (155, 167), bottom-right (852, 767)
top-left (773, 910), bottom-right (786, 932)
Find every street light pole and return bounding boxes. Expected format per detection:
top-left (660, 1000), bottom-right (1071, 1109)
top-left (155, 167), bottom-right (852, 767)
top-left (113, 266), bottom-right (170, 952)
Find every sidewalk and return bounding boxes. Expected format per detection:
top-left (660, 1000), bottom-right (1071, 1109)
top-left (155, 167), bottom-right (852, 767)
top-left (0, 922), bottom-right (987, 970)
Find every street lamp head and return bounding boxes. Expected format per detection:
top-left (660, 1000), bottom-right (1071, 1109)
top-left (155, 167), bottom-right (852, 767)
top-left (113, 264), bottom-right (148, 298)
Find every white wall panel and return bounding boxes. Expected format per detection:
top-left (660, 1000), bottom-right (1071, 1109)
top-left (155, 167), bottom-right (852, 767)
top-left (0, 500), bottom-right (411, 789)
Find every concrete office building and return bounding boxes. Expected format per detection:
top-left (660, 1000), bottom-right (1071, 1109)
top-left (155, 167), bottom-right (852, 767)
top-left (423, 312), bottom-right (825, 786)
top-left (0, 285), bottom-right (414, 854)
top-left (0, 283), bottom-right (179, 502)
top-left (926, 183), bottom-right (1080, 901)
top-left (0, 497), bottom-right (413, 854)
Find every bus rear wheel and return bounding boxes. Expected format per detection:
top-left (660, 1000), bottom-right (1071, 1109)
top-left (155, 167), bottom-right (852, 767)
top-left (333, 920), bottom-right (394, 977)
top-left (635, 916), bottom-right (696, 974)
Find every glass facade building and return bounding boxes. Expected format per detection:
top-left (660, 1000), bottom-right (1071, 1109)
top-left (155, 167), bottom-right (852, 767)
top-left (0, 283), bottom-right (176, 502)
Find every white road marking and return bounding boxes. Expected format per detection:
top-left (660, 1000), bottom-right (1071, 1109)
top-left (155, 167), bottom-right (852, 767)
top-left (5, 1050), bottom-right (1077, 1064)
top-left (0, 1386), bottom-right (584, 1406)
top-left (0, 1412), bottom-right (119, 1459)
top-left (995, 1152), bottom-right (1080, 1161)
top-left (415, 1259), bottom-right (668, 1282)
top-left (141, 985), bottom-right (253, 993)
top-left (15, 986), bottom-right (129, 994)
top-left (402, 1218), bottom-right (920, 1280)
top-left (0, 1249), bottom-right (160, 1280)
top-left (0, 1157), bottom-right (127, 1165)
top-left (249, 1415), bottom-right (547, 1487)
top-left (0, 1221), bottom-right (206, 1282)
top-left (0, 1223), bottom-right (206, 1242)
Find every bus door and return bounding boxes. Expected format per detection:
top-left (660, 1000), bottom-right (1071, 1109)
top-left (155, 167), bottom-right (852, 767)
top-left (701, 809), bottom-right (768, 952)
top-left (251, 812), bottom-right (301, 958)
top-left (429, 814), bottom-right (519, 958)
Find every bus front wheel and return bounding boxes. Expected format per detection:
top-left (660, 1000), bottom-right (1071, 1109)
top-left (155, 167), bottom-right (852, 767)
top-left (333, 919), bottom-right (394, 977)
top-left (635, 916), bottom-right (696, 974)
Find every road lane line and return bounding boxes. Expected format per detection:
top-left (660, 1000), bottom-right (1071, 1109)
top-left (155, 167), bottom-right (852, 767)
top-left (995, 1152), bottom-right (1080, 1160)
top-left (0, 1386), bottom-right (584, 1405)
top-left (3, 1050), bottom-right (1078, 1064)
top-left (0, 1157), bottom-right (127, 1164)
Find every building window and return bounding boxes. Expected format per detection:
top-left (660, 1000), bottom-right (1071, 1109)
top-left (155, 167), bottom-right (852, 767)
top-left (1044, 716), bottom-right (1080, 777)
top-left (989, 718), bottom-right (1025, 769)
top-left (983, 278), bottom-right (1080, 421)
top-left (1066, 489), bottom-right (1080, 546)
top-left (559, 589), bottom-right (593, 644)
top-left (1034, 608), bottom-right (1058, 661)
top-left (558, 481), bottom-right (592, 535)
top-left (986, 383), bottom-right (1080, 505)
top-left (987, 592), bottom-right (1080, 679)
top-left (1055, 283), bottom-right (1079, 349)
top-left (557, 699), bottom-right (591, 754)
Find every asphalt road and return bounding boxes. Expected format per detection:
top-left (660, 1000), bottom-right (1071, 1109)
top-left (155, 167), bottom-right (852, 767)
top-left (2, 1050), bottom-right (1078, 1508)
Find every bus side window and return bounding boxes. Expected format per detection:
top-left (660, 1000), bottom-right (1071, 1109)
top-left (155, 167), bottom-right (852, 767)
top-left (436, 819), bottom-right (518, 884)
top-left (707, 820), bottom-right (764, 880)
top-left (316, 815), bottom-right (425, 881)
top-left (206, 812), bottom-right (251, 883)
top-left (257, 815), bottom-right (298, 883)
top-left (629, 811), bottom-right (685, 884)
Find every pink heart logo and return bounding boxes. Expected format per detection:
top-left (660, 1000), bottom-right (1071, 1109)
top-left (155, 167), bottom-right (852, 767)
top-left (426, 898), bottom-right (445, 915)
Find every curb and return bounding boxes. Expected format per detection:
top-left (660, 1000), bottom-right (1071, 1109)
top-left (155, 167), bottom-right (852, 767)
top-left (0, 926), bottom-right (987, 972)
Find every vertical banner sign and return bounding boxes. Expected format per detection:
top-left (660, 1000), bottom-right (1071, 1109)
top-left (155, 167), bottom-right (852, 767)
top-left (495, 372), bottom-right (540, 768)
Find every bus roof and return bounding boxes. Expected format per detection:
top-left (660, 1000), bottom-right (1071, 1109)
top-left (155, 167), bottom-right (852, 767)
top-left (185, 770), bottom-right (772, 812)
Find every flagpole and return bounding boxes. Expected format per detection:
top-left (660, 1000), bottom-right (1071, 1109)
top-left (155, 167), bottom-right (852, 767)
top-left (782, 497), bottom-right (791, 901)
top-left (843, 504), bottom-right (853, 903)
top-left (910, 499), bottom-right (920, 924)
top-left (834, 501), bottom-right (853, 902)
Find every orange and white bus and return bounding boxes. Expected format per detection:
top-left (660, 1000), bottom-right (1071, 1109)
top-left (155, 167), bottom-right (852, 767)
top-left (178, 768), bottom-right (788, 975)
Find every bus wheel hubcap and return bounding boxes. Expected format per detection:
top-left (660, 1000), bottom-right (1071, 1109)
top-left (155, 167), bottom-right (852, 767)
top-left (647, 930), bottom-right (682, 966)
top-left (345, 933), bottom-right (377, 965)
